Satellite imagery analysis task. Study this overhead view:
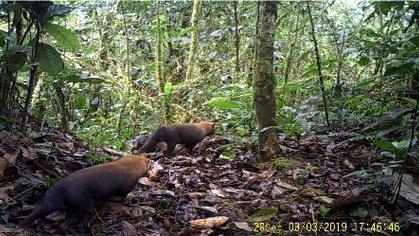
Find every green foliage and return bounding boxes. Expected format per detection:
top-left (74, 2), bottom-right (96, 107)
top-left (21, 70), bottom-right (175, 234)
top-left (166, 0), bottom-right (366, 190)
top-left (318, 205), bottom-right (330, 217)
top-left (37, 43), bottom-right (64, 74)
top-left (219, 150), bottom-right (236, 160)
top-left (273, 158), bottom-right (294, 170)
top-left (86, 153), bottom-right (112, 165)
top-left (46, 23), bottom-right (81, 52)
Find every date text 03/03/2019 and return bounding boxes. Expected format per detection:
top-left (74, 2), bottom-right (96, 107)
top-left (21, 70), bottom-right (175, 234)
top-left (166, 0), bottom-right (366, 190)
top-left (252, 221), bottom-right (401, 234)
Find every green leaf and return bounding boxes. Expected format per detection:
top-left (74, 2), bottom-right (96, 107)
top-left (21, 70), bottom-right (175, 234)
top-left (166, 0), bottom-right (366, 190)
top-left (219, 150), bottom-right (236, 160)
top-left (373, 139), bottom-right (395, 152)
top-left (1, 46), bottom-right (31, 72)
top-left (63, 74), bottom-right (104, 84)
top-left (164, 82), bottom-right (173, 95)
top-left (358, 56), bottom-right (370, 66)
top-left (47, 23), bottom-right (81, 51)
top-left (249, 208), bottom-right (278, 222)
top-left (75, 95), bottom-right (86, 109)
top-left (409, 35), bottom-right (419, 47)
top-left (37, 43), bottom-right (63, 74)
top-left (350, 207), bottom-right (368, 218)
top-left (208, 97), bottom-right (241, 110)
top-left (384, 59), bottom-right (417, 77)
top-left (0, 30), bottom-right (6, 47)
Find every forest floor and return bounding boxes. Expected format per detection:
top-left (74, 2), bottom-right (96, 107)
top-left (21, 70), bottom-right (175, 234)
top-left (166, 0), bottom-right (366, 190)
top-left (0, 118), bottom-right (418, 236)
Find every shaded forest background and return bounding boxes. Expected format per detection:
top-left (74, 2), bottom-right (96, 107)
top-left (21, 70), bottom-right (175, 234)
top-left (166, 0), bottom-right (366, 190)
top-left (0, 1), bottom-right (418, 152)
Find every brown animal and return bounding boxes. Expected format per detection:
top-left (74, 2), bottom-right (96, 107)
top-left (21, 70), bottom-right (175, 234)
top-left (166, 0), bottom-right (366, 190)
top-left (138, 121), bottom-right (216, 155)
top-left (131, 134), bottom-right (168, 154)
top-left (22, 155), bottom-right (150, 228)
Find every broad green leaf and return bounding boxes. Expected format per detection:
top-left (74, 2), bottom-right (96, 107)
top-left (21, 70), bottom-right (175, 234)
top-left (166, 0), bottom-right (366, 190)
top-left (358, 56), bottom-right (370, 66)
top-left (47, 23), bottom-right (81, 51)
top-left (219, 150), bottom-right (236, 160)
top-left (37, 43), bottom-right (63, 74)
top-left (164, 82), bottom-right (173, 95)
top-left (409, 35), bottom-right (419, 47)
top-left (208, 97), bottom-right (241, 110)
top-left (373, 139), bottom-right (395, 152)
top-left (249, 208), bottom-right (278, 222)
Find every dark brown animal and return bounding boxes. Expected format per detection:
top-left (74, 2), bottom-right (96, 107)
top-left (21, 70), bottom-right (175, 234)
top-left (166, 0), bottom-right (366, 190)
top-left (22, 155), bottom-right (150, 227)
top-left (131, 134), bottom-right (167, 154)
top-left (138, 121), bottom-right (216, 155)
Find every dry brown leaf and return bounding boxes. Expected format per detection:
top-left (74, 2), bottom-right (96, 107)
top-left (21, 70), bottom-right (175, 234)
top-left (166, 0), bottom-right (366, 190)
top-left (188, 192), bottom-right (206, 199)
top-left (301, 187), bottom-right (326, 197)
top-left (0, 158), bottom-right (7, 177)
top-left (20, 147), bottom-right (38, 160)
top-left (0, 185), bottom-right (14, 203)
top-left (259, 169), bottom-right (276, 179)
top-left (122, 221), bottom-right (137, 236)
top-left (148, 161), bottom-right (163, 180)
top-left (56, 142), bottom-right (74, 150)
top-left (276, 180), bottom-right (298, 191)
top-left (198, 206), bottom-right (218, 214)
top-left (313, 196), bottom-right (334, 204)
top-left (210, 189), bottom-right (228, 198)
top-left (189, 216), bottom-right (229, 228)
top-left (3, 153), bottom-right (17, 165)
top-left (138, 177), bottom-right (156, 186)
top-left (233, 222), bottom-right (253, 232)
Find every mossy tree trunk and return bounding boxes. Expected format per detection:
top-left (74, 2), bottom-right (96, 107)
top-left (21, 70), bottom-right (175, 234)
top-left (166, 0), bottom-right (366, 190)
top-left (155, 0), bottom-right (172, 124)
top-left (234, 1), bottom-right (240, 78)
top-left (185, 0), bottom-right (201, 81)
top-left (253, 1), bottom-right (280, 162)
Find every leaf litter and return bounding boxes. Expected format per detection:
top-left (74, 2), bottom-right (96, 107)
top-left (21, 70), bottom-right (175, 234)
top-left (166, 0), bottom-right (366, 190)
top-left (0, 122), bottom-right (418, 235)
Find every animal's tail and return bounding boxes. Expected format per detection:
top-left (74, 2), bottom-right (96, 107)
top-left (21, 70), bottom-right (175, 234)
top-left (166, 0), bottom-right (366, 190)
top-left (21, 187), bottom-right (63, 226)
top-left (139, 127), bottom-right (166, 153)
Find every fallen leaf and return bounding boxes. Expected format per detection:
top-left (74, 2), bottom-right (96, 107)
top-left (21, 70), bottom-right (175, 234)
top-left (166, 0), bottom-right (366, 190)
top-left (122, 221), bottom-right (137, 236)
top-left (3, 153), bottom-right (17, 165)
top-left (0, 158), bottom-right (7, 176)
top-left (301, 187), bottom-right (326, 197)
top-left (198, 206), bottom-right (218, 214)
top-left (0, 185), bottom-right (14, 203)
top-left (276, 180), bottom-right (298, 191)
top-left (313, 196), bottom-right (334, 204)
top-left (189, 216), bottom-right (229, 228)
top-left (232, 222), bottom-right (253, 232)
top-left (210, 189), bottom-right (228, 198)
top-left (138, 177), bottom-right (156, 186)
top-left (148, 161), bottom-right (163, 180)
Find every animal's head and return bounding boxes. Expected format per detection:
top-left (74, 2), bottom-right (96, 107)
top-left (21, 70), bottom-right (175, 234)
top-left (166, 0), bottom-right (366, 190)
top-left (199, 121), bottom-right (217, 135)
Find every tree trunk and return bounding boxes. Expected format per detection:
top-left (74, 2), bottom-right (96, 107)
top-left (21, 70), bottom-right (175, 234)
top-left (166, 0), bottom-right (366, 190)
top-left (253, 1), bottom-right (280, 162)
top-left (185, 0), bottom-right (201, 81)
top-left (284, 4), bottom-right (300, 84)
top-left (156, 0), bottom-right (164, 93)
top-left (307, 2), bottom-right (330, 128)
top-left (247, 1), bottom-right (261, 87)
top-left (234, 1), bottom-right (240, 77)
